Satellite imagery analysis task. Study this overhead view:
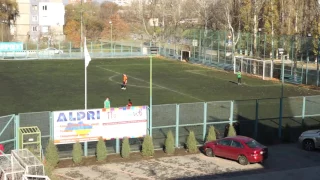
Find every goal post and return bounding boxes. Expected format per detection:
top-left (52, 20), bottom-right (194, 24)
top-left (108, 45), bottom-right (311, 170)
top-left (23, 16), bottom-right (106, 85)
top-left (234, 56), bottom-right (273, 80)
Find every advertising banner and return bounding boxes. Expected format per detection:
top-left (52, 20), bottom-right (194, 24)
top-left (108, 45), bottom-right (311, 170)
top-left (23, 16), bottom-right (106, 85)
top-left (0, 42), bottom-right (23, 52)
top-left (53, 106), bottom-right (148, 144)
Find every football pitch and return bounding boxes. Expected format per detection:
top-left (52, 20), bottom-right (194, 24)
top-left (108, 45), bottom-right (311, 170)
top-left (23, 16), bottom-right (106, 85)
top-left (2, 57), bottom-right (320, 154)
top-left (0, 57), bottom-right (320, 116)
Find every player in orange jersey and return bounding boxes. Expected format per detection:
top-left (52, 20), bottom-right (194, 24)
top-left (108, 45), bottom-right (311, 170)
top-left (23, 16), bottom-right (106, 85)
top-left (121, 74), bottom-right (128, 90)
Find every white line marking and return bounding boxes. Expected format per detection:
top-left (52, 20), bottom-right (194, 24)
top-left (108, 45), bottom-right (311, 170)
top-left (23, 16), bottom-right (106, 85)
top-left (97, 66), bottom-right (204, 101)
top-left (100, 63), bottom-right (174, 67)
top-left (186, 70), bottom-right (282, 87)
top-left (108, 74), bottom-right (159, 89)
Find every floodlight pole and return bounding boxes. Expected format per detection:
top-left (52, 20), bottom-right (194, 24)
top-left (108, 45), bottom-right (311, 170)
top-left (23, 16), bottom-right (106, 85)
top-left (278, 48), bottom-right (284, 140)
top-left (149, 55), bottom-right (153, 136)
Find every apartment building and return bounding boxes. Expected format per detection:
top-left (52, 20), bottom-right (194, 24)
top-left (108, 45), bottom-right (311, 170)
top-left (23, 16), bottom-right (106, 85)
top-left (14, 0), bottom-right (65, 42)
top-left (68, 0), bottom-right (92, 4)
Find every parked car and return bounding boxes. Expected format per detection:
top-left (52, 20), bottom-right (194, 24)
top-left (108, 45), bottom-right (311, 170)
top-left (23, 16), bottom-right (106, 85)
top-left (40, 47), bottom-right (63, 55)
top-left (0, 144), bottom-right (4, 154)
top-left (202, 136), bottom-right (268, 165)
top-left (298, 129), bottom-right (320, 151)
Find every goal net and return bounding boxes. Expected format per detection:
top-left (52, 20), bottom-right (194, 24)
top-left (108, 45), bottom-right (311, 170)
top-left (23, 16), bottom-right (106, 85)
top-left (11, 149), bottom-right (45, 176)
top-left (234, 56), bottom-right (273, 80)
top-left (0, 154), bottom-right (25, 180)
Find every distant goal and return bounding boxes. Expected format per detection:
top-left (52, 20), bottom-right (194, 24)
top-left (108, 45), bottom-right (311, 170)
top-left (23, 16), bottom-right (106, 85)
top-left (234, 56), bottom-right (274, 80)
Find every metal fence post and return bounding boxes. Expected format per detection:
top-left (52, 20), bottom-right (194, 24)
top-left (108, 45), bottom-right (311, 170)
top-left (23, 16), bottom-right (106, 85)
top-left (100, 41), bottom-right (103, 55)
top-left (84, 142), bottom-right (88, 156)
top-left (130, 42), bottom-right (133, 56)
top-left (302, 96), bottom-right (306, 124)
top-left (91, 41), bottom-right (93, 54)
top-left (50, 112), bottom-right (53, 139)
top-left (116, 138), bottom-right (120, 154)
top-left (254, 99), bottom-right (259, 139)
top-left (224, 31), bottom-right (227, 65)
top-left (15, 115), bottom-right (20, 149)
top-left (69, 42), bottom-right (71, 58)
top-left (218, 32), bottom-right (220, 63)
top-left (175, 104), bottom-right (180, 148)
top-left (203, 102), bottom-right (207, 141)
top-left (229, 101), bottom-right (234, 124)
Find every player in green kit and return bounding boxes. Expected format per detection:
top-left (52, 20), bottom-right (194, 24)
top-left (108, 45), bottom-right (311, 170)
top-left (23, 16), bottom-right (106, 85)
top-left (237, 71), bottom-right (242, 85)
top-left (104, 98), bottom-right (111, 108)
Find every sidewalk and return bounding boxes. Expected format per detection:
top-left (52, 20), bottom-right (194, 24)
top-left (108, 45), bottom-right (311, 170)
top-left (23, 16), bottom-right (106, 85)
top-left (218, 165), bottom-right (320, 180)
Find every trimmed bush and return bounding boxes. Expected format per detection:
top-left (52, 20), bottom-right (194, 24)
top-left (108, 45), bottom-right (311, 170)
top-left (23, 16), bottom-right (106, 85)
top-left (45, 140), bottom-right (59, 167)
top-left (44, 164), bottom-right (54, 178)
top-left (186, 131), bottom-right (198, 153)
top-left (164, 130), bottom-right (175, 154)
top-left (96, 137), bottom-right (107, 161)
top-left (121, 137), bottom-right (131, 158)
top-left (72, 141), bottom-right (83, 164)
top-left (227, 124), bottom-right (237, 137)
top-left (206, 126), bottom-right (216, 142)
top-left (142, 135), bottom-right (154, 157)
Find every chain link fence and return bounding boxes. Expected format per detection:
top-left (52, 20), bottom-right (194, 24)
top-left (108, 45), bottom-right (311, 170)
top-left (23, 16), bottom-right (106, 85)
top-left (1, 95), bottom-right (320, 158)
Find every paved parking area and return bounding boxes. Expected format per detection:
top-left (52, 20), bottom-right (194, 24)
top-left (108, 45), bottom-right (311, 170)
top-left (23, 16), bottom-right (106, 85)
top-left (53, 144), bottom-right (320, 180)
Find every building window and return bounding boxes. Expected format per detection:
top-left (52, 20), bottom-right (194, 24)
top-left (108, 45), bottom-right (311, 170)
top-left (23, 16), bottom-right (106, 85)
top-left (32, 5), bottom-right (38, 10)
top-left (42, 26), bottom-right (48, 33)
top-left (32, 26), bottom-right (38, 32)
top-left (32, 16), bottom-right (38, 21)
top-left (43, 5), bottom-right (47, 10)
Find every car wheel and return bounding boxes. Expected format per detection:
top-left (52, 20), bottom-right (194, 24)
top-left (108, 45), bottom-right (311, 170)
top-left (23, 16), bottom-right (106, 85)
top-left (205, 148), bottom-right (215, 157)
top-left (303, 139), bottom-right (315, 151)
top-left (238, 155), bottom-right (249, 165)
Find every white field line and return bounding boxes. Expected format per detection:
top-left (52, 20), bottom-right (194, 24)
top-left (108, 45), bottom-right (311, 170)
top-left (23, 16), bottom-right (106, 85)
top-left (108, 74), bottom-right (158, 89)
top-left (99, 63), bottom-right (174, 67)
top-left (97, 66), bottom-right (204, 101)
top-left (186, 70), bottom-right (282, 87)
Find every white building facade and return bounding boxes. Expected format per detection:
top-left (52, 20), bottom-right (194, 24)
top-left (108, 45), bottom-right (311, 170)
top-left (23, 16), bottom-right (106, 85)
top-left (14, 0), bottom-right (65, 42)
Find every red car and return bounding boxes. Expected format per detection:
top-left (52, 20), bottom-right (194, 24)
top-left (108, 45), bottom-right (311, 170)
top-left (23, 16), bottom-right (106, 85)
top-left (202, 136), bottom-right (268, 165)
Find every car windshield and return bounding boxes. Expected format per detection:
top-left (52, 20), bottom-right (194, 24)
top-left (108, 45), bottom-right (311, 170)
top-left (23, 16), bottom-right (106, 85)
top-left (245, 140), bottom-right (262, 148)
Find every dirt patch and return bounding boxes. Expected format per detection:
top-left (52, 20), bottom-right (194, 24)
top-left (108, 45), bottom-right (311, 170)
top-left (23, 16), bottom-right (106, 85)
top-left (57, 148), bottom-right (197, 169)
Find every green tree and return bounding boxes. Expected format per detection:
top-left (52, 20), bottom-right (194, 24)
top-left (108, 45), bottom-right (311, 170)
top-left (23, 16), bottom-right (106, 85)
top-left (72, 141), bottom-right (83, 164)
top-left (164, 130), bottom-right (175, 154)
top-left (96, 137), bottom-right (107, 161)
top-left (121, 137), bottom-right (131, 158)
top-left (0, 0), bottom-right (19, 41)
top-left (186, 131), bottom-right (198, 153)
top-left (206, 126), bottom-right (216, 142)
top-left (45, 140), bottom-right (59, 167)
top-left (142, 135), bottom-right (154, 157)
top-left (227, 124), bottom-right (237, 137)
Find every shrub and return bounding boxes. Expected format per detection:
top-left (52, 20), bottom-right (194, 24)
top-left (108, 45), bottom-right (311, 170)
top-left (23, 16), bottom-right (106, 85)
top-left (142, 135), bottom-right (154, 157)
top-left (44, 164), bottom-right (54, 178)
top-left (164, 130), bottom-right (175, 154)
top-left (96, 137), bottom-right (107, 161)
top-left (121, 137), bottom-right (131, 158)
top-left (45, 140), bottom-right (59, 167)
top-left (227, 124), bottom-right (237, 137)
top-left (206, 126), bottom-right (216, 142)
top-left (186, 131), bottom-right (198, 153)
top-left (72, 141), bottom-right (83, 164)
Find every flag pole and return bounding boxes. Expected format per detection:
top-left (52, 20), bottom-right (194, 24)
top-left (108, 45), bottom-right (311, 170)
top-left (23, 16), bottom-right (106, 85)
top-left (149, 55), bottom-right (152, 136)
top-left (85, 60), bottom-right (87, 110)
top-left (84, 37), bottom-right (91, 110)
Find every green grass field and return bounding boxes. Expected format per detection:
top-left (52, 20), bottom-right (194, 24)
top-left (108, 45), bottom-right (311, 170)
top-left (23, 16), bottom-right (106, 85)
top-left (1, 57), bottom-right (320, 116)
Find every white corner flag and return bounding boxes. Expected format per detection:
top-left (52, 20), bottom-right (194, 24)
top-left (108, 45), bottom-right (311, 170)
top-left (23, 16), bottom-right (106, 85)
top-left (84, 37), bottom-right (91, 110)
top-left (84, 37), bottom-right (91, 68)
